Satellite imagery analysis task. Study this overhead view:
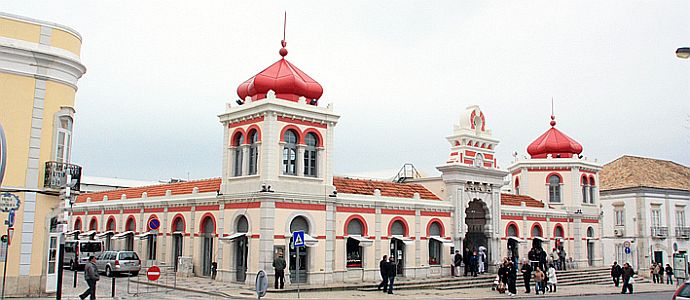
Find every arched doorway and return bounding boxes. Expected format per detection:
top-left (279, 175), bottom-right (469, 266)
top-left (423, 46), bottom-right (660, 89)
top-left (289, 216), bottom-right (309, 283)
top-left (586, 227), bottom-right (594, 266)
top-left (171, 216), bottom-right (185, 271)
top-left (389, 219), bottom-right (408, 276)
top-left (506, 223), bottom-right (520, 263)
top-left (235, 215), bottom-right (249, 282)
top-left (125, 217), bottom-right (136, 251)
top-left (464, 199), bottom-right (488, 266)
top-left (200, 215), bottom-right (215, 277)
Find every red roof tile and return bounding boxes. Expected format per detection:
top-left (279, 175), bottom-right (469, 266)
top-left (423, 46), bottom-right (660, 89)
top-left (333, 177), bottom-right (441, 200)
top-left (76, 178), bottom-right (221, 203)
top-left (500, 193), bottom-right (548, 208)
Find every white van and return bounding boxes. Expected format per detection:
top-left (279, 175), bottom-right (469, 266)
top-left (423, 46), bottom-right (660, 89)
top-left (63, 240), bottom-right (104, 270)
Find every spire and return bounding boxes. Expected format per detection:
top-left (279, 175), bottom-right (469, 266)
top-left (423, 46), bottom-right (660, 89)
top-left (279, 11), bottom-right (288, 58)
top-left (550, 97), bottom-right (556, 127)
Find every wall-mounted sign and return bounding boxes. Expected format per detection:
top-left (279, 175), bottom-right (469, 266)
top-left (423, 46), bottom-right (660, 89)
top-left (0, 193), bottom-right (20, 213)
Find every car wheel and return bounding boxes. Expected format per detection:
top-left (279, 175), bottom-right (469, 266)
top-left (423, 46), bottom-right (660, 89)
top-left (105, 266), bottom-right (112, 277)
top-left (131, 271), bottom-right (139, 276)
top-left (70, 260), bottom-right (76, 271)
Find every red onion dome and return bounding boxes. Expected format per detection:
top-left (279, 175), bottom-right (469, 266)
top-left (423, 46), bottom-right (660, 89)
top-left (527, 116), bottom-right (583, 159)
top-left (237, 40), bottom-right (323, 103)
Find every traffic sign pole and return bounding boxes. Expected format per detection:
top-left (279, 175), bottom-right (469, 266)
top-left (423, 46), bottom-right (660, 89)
top-left (1, 227), bottom-right (9, 300)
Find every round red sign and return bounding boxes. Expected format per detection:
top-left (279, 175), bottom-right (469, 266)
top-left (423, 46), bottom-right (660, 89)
top-left (147, 265), bottom-right (161, 281)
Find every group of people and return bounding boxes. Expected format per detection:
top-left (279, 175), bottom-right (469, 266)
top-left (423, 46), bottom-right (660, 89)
top-left (610, 261), bottom-right (636, 294)
top-left (451, 247), bottom-right (487, 277)
top-left (378, 255), bottom-right (398, 294)
top-left (650, 261), bottom-right (675, 285)
top-left (498, 259), bottom-right (557, 296)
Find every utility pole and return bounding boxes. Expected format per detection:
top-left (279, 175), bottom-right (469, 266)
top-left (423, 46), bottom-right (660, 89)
top-left (56, 174), bottom-right (74, 300)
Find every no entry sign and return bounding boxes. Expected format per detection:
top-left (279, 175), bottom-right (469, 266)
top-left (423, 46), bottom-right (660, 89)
top-left (147, 265), bottom-right (161, 281)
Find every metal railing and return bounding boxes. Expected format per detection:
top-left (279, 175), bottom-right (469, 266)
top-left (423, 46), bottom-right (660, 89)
top-left (44, 161), bottom-right (82, 191)
top-left (676, 227), bottom-right (690, 238)
top-left (127, 264), bottom-right (176, 296)
top-left (651, 226), bottom-right (668, 238)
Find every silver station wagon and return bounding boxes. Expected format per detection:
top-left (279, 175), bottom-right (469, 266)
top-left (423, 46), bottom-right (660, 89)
top-left (95, 251), bottom-right (141, 277)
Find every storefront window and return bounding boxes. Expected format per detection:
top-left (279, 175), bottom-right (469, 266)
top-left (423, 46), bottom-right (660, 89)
top-left (346, 238), bottom-right (362, 268)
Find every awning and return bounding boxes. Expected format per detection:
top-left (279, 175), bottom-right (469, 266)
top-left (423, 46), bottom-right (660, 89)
top-left (78, 231), bottom-right (97, 238)
top-left (430, 236), bottom-right (453, 244)
top-left (391, 235), bottom-right (414, 245)
top-left (220, 232), bottom-right (246, 241)
top-left (507, 236), bottom-right (524, 243)
top-left (112, 231), bottom-right (134, 239)
top-left (66, 230), bottom-right (81, 237)
top-left (95, 231), bottom-right (114, 238)
top-left (533, 236), bottom-right (550, 242)
top-left (346, 235), bottom-right (373, 247)
top-left (171, 231), bottom-right (184, 236)
top-left (135, 232), bottom-right (156, 240)
top-left (303, 233), bottom-right (319, 247)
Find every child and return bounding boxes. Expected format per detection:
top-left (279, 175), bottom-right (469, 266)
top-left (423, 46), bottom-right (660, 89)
top-left (547, 264), bottom-right (558, 292)
top-left (534, 266), bottom-right (545, 295)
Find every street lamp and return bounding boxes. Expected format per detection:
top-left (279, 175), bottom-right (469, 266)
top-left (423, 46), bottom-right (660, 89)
top-left (676, 47), bottom-right (690, 59)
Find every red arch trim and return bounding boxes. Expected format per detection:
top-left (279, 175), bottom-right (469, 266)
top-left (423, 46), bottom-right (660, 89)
top-left (280, 125), bottom-right (302, 143)
top-left (302, 128), bottom-right (324, 147)
top-left (89, 216), bottom-right (98, 231)
top-left (530, 222), bottom-right (543, 238)
top-left (589, 176), bottom-right (595, 186)
top-left (125, 215), bottom-right (136, 232)
top-left (146, 214), bottom-right (159, 231)
top-left (545, 172), bottom-right (563, 183)
top-left (199, 213), bottom-right (217, 235)
top-left (74, 217), bottom-right (82, 231)
top-left (387, 217), bottom-right (409, 237)
top-left (171, 214), bottom-right (186, 234)
top-left (553, 223), bottom-right (565, 238)
top-left (581, 174), bottom-right (589, 185)
top-left (245, 125), bottom-right (262, 144)
top-left (343, 214), bottom-right (368, 236)
top-left (106, 216), bottom-right (116, 231)
top-left (505, 221), bottom-right (520, 238)
top-left (425, 218), bottom-right (445, 237)
top-left (230, 128), bottom-right (246, 146)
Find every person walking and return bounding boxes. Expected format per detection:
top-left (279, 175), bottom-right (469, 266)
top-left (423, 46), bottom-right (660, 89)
top-left (666, 264), bottom-right (674, 285)
top-left (507, 261), bottom-right (518, 296)
top-left (534, 266), bottom-right (545, 295)
top-left (387, 256), bottom-right (396, 294)
top-left (521, 259), bottom-right (533, 293)
top-left (546, 264), bottom-right (558, 293)
top-left (550, 248), bottom-right (558, 268)
top-left (558, 246), bottom-right (567, 271)
top-left (470, 250), bottom-right (479, 277)
top-left (655, 263), bottom-right (663, 284)
top-left (621, 262), bottom-right (634, 294)
top-left (478, 247), bottom-right (487, 274)
top-left (272, 251), bottom-right (286, 289)
top-left (650, 262), bottom-right (658, 283)
top-left (79, 256), bottom-right (99, 300)
top-left (611, 261), bottom-right (622, 287)
top-left (453, 250), bottom-right (463, 277)
top-left (463, 247), bottom-right (470, 276)
top-left (378, 255), bottom-right (389, 292)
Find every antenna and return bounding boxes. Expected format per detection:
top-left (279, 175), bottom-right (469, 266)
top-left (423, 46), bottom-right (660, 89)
top-left (551, 97), bottom-right (554, 117)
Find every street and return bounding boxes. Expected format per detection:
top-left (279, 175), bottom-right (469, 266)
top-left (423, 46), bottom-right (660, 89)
top-left (520, 291), bottom-right (674, 300)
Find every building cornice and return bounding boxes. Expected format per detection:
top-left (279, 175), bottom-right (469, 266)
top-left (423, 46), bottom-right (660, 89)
top-left (218, 97), bottom-right (340, 125)
top-left (0, 12), bottom-right (82, 41)
top-left (0, 38), bottom-right (86, 89)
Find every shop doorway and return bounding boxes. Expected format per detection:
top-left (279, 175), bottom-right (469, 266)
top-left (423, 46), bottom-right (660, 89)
top-left (390, 238), bottom-right (406, 275)
top-left (289, 216), bottom-right (309, 283)
top-left (200, 216), bottom-right (215, 277)
top-left (654, 251), bottom-right (664, 265)
top-left (235, 215), bottom-right (249, 282)
top-left (171, 216), bottom-right (185, 271)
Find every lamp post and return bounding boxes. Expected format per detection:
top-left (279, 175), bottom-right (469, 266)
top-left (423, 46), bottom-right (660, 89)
top-left (676, 47), bottom-right (690, 59)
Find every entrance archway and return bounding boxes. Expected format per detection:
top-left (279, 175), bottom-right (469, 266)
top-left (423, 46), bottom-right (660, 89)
top-left (200, 215), bottom-right (215, 277)
top-left (235, 215), bottom-right (249, 282)
top-left (289, 216), bottom-right (309, 283)
top-left (586, 226), bottom-right (594, 266)
top-left (389, 219), bottom-right (408, 276)
top-left (171, 215), bottom-right (185, 271)
top-left (464, 199), bottom-right (489, 270)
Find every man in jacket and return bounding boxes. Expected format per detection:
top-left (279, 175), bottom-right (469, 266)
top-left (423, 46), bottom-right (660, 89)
top-left (79, 256), bottom-right (99, 300)
top-left (611, 261), bottom-right (623, 287)
top-left (387, 256), bottom-right (397, 294)
top-left (463, 248), bottom-right (470, 276)
top-left (507, 261), bottom-right (518, 296)
top-left (521, 259), bottom-right (533, 293)
top-left (453, 250), bottom-right (463, 277)
top-left (558, 246), bottom-right (567, 271)
top-left (621, 262), bottom-right (634, 294)
top-left (272, 251), bottom-right (286, 289)
top-left (378, 255), bottom-right (388, 292)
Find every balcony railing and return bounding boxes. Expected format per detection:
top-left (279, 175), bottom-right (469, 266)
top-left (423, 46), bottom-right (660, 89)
top-left (44, 161), bottom-right (82, 191)
top-left (651, 226), bottom-right (668, 238)
top-left (676, 227), bottom-right (690, 239)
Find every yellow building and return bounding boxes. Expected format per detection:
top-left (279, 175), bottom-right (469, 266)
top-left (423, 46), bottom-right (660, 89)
top-left (0, 12), bottom-right (85, 296)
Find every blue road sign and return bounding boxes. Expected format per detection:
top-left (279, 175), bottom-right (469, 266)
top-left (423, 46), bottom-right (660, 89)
top-left (625, 247), bottom-right (631, 254)
top-left (7, 209), bottom-right (15, 227)
top-left (149, 218), bottom-right (160, 230)
top-left (293, 230), bottom-right (305, 247)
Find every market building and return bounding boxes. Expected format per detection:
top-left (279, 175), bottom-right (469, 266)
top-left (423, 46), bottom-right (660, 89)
top-left (600, 155), bottom-right (690, 271)
top-left (0, 12), bottom-right (86, 296)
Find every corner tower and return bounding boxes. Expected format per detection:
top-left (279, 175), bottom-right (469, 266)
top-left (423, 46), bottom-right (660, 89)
top-left (219, 39), bottom-right (340, 196)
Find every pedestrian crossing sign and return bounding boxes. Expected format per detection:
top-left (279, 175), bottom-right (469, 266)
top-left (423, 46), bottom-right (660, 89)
top-left (293, 231), bottom-right (305, 247)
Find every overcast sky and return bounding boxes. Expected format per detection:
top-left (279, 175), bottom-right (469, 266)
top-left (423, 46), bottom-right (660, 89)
top-left (3, 1), bottom-right (689, 181)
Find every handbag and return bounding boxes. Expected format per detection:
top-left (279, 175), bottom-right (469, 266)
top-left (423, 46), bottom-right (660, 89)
top-left (628, 277), bottom-right (635, 285)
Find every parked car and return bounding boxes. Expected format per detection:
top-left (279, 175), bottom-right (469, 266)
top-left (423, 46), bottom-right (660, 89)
top-left (96, 251), bottom-right (141, 277)
top-left (673, 280), bottom-right (690, 300)
top-left (64, 240), bottom-right (104, 271)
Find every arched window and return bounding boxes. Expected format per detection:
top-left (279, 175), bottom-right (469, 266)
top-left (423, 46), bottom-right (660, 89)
top-left (548, 174), bottom-right (561, 203)
top-left (391, 220), bottom-right (405, 236)
top-left (531, 224), bottom-right (543, 237)
top-left (126, 217), bottom-right (136, 232)
top-left (248, 130), bottom-right (259, 175)
top-left (586, 227), bottom-right (594, 238)
top-left (581, 176), bottom-right (589, 203)
top-left (237, 215), bottom-right (249, 233)
top-left (74, 218), bottom-right (82, 231)
top-left (589, 177), bottom-right (596, 204)
top-left (290, 216), bottom-right (309, 234)
top-left (515, 178), bottom-right (520, 195)
top-left (474, 153), bottom-right (484, 167)
top-left (346, 218), bottom-right (365, 268)
top-left (346, 219), bottom-right (363, 236)
top-left (507, 224), bottom-right (518, 237)
top-left (429, 222), bottom-right (442, 237)
top-left (282, 130), bottom-right (298, 175)
top-left (233, 133), bottom-right (244, 177)
top-left (201, 216), bottom-right (215, 235)
top-left (554, 225), bottom-right (564, 238)
top-left (55, 113), bottom-right (73, 163)
top-left (89, 218), bottom-right (98, 231)
top-left (304, 133), bottom-right (318, 177)
top-left (172, 217), bottom-right (185, 233)
top-left (106, 218), bottom-right (116, 232)
top-left (428, 221), bottom-right (443, 265)
top-left (125, 217), bottom-right (136, 251)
